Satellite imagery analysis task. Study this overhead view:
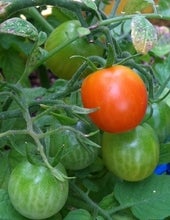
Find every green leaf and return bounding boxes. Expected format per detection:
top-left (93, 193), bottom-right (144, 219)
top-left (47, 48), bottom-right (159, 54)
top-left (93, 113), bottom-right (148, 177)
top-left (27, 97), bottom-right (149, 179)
top-left (114, 175), bottom-right (170, 220)
top-left (0, 189), bottom-right (27, 219)
top-left (22, 87), bottom-right (46, 105)
top-left (77, 27), bottom-right (91, 37)
top-left (0, 47), bottom-right (28, 85)
top-left (83, 0), bottom-right (98, 11)
top-left (0, 17), bottom-right (38, 41)
top-left (99, 192), bottom-right (118, 210)
top-left (154, 54), bottom-right (170, 89)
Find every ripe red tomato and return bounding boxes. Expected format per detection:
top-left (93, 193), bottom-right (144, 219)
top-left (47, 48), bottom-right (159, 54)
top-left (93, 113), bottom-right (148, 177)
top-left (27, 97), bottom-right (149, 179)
top-left (81, 65), bottom-right (148, 133)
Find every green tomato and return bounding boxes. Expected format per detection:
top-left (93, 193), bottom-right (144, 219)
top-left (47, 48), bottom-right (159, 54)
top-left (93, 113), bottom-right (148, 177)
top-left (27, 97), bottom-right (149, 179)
top-left (146, 101), bottom-right (170, 143)
top-left (49, 121), bottom-right (100, 170)
top-left (8, 161), bottom-right (68, 219)
top-left (45, 20), bottom-right (103, 79)
top-left (102, 124), bottom-right (159, 182)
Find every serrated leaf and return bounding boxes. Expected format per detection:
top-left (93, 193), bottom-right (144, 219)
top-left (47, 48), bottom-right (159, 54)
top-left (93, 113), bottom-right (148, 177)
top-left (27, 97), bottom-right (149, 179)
top-left (0, 17), bottom-right (38, 41)
top-left (131, 15), bottom-right (157, 54)
top-left (114, 175), bottom-right (170, 220)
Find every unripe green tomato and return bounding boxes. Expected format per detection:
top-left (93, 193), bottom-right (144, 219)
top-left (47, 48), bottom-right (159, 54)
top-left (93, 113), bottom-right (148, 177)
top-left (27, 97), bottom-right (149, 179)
top-left (102, 124), bottom-right (159, 182)
top-left (45, 20), bottom-right (103, 79)
top-left (49, 121), bottom-right (100, 170)
top-left (8, 161), bottom-right (68, 219)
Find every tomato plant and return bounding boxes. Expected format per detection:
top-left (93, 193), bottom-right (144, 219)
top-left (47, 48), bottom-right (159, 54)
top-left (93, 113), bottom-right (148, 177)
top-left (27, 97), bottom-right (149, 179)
top-left (81, 65), bottom-right (148, 133)
top-left (0, 0), bottom-right (170, 220)
top-left (102, 123), bottom-right (160, 181)
top-left (45, 20), bottom-right (103, 79)
top-left (8, 161), bottom-right (68, 219)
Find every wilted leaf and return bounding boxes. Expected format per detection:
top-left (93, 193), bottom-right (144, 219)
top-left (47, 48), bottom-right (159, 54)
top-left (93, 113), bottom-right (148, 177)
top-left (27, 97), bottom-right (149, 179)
top-left (114, 175), bottom-right (170, 220)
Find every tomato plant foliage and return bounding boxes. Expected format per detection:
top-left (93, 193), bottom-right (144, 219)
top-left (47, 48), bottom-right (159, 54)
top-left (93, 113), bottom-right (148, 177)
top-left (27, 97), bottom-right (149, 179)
top-left (0, 0), bottom-right (170, 220)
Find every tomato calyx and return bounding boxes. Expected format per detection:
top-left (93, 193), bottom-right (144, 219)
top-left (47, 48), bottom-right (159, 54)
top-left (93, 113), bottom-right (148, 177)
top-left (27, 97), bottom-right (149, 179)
top-left (50, 166), bottom-right (73, 182)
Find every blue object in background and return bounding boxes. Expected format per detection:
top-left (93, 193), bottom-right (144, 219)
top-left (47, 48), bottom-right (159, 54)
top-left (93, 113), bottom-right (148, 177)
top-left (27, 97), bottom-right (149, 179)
top-left (154, 163), bottom-right (170, 175)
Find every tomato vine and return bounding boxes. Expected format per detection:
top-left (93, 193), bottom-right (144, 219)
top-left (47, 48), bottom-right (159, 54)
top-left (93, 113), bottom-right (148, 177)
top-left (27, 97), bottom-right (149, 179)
top-left (0, 0), bottom-right (170, 219)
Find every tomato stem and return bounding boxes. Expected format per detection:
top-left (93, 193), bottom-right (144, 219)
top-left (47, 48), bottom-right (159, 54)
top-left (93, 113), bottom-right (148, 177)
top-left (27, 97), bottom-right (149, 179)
top-left (70, 181), bottom-right (113, 220)
top-left (24, 7), bottom-right (54, 34)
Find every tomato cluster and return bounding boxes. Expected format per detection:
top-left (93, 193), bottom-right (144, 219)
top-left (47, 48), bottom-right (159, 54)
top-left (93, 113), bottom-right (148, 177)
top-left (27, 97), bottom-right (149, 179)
top-left (80, 64), bottom-right (162, 182)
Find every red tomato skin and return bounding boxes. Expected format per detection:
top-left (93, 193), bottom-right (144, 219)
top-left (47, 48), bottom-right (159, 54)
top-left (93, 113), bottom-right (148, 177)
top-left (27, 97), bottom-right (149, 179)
top-left (81, 65), bottom-right (148, 133)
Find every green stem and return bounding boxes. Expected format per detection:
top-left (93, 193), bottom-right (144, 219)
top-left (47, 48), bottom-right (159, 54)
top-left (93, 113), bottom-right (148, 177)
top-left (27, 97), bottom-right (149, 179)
top-left (70, 181), bottom-right (113, 220)
top-left (25, 7), bottom-right (54, 34)
top-left (0, 129), bottom-right (29, 138)
top-left (97, 13), bottom-right (170, 27)
top-left (108, 0), bottom-right (121, 18)
top-left (0, 109), bottom-right (22, 120)
top-left (108, 204), bottom-right (132, 215)
top-left (17, 33), bottom-right (79, 85)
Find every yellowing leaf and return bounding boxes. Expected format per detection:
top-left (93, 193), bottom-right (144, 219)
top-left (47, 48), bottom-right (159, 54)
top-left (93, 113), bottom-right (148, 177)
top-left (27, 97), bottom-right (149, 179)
top-left (131, 15), bottom-right (158, 54)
